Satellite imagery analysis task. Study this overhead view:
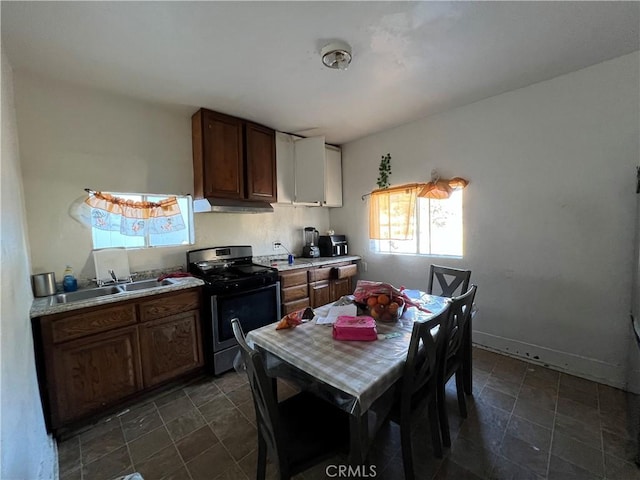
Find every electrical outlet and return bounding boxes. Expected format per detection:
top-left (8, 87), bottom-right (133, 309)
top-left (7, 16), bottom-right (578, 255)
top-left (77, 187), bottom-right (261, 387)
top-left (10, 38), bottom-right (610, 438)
top-left (272, 242), bottom-right (281, 251)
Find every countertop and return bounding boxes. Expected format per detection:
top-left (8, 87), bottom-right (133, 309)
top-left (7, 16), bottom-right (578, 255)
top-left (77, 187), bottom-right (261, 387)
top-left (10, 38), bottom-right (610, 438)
top-left (30, 277), bottom-right (205, 318)
top-left (254, 255), bottom-right (361, 272)
top-left (30, 256), bottom-right (360, 316)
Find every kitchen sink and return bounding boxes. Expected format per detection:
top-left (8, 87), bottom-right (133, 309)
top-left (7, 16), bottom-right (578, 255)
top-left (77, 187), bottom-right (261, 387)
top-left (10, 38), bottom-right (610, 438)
top-left (47, 278), bottom-right (179, 305)
top-left (54, 286), bottom-right (122, 304)
top-left (116, 279), bottom-right (175, 292)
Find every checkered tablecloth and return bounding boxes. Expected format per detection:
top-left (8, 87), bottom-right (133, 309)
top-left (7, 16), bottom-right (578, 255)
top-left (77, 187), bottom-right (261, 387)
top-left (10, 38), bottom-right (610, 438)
top-left (246, 293), bottom-right (449, 414)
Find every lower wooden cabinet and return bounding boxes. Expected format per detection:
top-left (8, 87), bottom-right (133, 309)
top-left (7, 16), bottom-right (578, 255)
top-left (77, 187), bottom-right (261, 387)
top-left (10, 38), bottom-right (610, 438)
top-left (309, 280), bottom-right (331, 308)
top-left (279, 268), bottom-right (310, 315)
top-left (51, 325), bottom-right (143, 425)
top-left (37, 287), bottom-right (203, 433)
top-left (280, 261), bottom-right (358, 310)
top-left (139, 311), bottom-right (203, 388)
top-left (331, 277), bottom-right (352, 300)
top-left (308, 262), bottom-right (358, 308)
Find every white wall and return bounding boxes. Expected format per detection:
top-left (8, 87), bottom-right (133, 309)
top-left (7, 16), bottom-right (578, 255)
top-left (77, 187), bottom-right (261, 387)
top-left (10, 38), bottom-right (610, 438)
top-left (13, 71), bottom-right (329, 282)
top-left (627, 194), bottom-right (640, 393)
top-left (1, 51), bottom-right (56, 480)
top-left (332, 52), bottom-right (640, 389)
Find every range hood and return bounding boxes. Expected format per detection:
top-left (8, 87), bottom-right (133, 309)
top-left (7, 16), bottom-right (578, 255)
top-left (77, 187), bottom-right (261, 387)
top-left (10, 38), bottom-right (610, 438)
top-left (193, 197), bottom-right (274, 214)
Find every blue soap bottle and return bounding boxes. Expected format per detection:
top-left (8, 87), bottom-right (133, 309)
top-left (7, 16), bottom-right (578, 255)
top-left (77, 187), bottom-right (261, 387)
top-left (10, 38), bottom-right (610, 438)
top-left (62, 265), bottom-right (78, 292)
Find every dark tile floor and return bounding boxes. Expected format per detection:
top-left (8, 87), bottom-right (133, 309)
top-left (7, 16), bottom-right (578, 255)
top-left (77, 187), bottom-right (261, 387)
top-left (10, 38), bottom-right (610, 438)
top-left (57, 347), bottom-right (640, 480)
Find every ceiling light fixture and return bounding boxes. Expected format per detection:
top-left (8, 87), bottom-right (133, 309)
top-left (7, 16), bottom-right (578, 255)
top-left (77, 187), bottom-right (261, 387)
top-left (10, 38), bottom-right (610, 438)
top-left (321, 41), bottom-right (352, 70)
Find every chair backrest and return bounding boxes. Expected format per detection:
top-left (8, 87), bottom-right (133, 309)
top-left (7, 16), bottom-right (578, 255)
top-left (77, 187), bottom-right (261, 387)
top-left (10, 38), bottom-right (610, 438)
top-left (442, 285), bottom-right (477, 363)
top-left (428, 265), bottom-right (471, 298)
top-left (400, 304), bottom-right (451, 409)
top-left (231, 319), bottom-right (287, 470)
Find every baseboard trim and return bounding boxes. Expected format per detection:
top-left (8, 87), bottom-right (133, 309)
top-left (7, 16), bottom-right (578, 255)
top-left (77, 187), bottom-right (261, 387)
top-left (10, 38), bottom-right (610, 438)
top-left (473, 330), bottom-right (627, 391)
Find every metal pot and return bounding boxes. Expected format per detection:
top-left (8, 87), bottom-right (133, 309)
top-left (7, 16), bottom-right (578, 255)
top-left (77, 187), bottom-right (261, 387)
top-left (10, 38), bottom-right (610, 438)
top-left (32, 272), bottom-right (57, 297)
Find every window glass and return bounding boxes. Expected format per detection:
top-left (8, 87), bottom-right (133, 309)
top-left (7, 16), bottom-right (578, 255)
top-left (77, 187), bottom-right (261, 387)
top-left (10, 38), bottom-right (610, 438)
top-left (91, 193), bottom-right (193, 249)
top-left (372, 190), bottom-right (463, 257)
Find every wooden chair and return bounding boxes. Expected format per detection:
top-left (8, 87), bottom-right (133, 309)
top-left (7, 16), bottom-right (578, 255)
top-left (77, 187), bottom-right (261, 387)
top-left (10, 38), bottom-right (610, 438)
top-left (428, 265), bottom-right (474, 395)
top-left (437, 285), bottom-right (478, 447)
top-left (231, 319), bottom-right (350, 480)
top-left (386, 305), bottom-right (451, 479)
top-left (427, 265), bottom-right (471, 298)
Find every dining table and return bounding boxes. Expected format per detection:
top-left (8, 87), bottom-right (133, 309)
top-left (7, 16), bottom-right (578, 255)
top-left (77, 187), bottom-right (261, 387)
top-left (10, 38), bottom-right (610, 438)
top-left (245, 290), bottom-right (453, 465)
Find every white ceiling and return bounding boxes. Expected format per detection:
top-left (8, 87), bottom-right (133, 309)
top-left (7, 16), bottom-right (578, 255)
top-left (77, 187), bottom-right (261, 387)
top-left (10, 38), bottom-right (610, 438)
top-left (2, 1), bottom-right (639, 145)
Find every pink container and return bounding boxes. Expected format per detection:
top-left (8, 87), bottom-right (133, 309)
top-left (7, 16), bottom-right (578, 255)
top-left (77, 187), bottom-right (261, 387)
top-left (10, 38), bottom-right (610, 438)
top-left (332, 316), bottom-right (378, 341)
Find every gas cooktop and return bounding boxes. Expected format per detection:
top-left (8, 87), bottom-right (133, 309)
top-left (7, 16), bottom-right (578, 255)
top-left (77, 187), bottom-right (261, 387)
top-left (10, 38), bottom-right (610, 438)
top-left (186, 246), bottom-right (279, 293)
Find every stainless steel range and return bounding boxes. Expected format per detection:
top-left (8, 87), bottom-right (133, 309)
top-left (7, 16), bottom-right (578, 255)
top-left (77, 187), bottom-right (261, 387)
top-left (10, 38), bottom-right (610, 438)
top-left (187, 246), bottom-right (281, 375)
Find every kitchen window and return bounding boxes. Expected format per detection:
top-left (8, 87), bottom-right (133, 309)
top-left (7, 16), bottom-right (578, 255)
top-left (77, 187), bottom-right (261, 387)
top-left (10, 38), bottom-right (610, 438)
top-left (370, 188), bottom-right (463, 257)
top-left (77, 192), bottom-right (194, 249)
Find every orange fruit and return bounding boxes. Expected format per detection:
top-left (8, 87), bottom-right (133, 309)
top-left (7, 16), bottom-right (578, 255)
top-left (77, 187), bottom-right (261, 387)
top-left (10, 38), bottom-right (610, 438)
top-left (388, 302), bottom-right (399, 314)
top-left (366, 297), bottom-right (378, 307)
top-left (377, 294), bottom-right (390, 306)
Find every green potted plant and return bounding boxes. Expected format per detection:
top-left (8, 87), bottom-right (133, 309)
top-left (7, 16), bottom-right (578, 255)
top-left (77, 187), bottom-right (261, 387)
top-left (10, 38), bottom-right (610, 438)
top-left (377, 153), bottom-right (392, 189)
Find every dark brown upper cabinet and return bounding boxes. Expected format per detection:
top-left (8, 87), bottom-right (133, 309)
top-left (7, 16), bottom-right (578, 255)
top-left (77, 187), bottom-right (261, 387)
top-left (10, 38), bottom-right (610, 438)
top-left (192, 108), bottom-right (277, 203)
top-left (245, 122), bottom-right (277, 201)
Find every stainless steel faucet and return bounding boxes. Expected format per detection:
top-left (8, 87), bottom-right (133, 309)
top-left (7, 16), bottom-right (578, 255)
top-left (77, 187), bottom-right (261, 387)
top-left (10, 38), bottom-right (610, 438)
top-left (108, 269), bottom-right (118, 282)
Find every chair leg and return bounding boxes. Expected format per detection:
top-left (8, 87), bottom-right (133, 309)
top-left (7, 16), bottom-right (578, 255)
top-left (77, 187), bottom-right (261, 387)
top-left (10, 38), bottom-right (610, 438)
top-left (437, 380), bottom-right (451, 447)
top-left (400, 412), bottom-right (415, 480)
top-left (455, 370), bottom-right (467, 418)
top-left (257, 433), bottom-right (267, 480)
top-left (428, 397), bottom-right (443, 459)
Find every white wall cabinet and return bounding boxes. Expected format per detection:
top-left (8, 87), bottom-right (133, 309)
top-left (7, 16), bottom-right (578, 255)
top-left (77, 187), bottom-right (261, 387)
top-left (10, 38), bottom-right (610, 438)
top-left (276, 132), bottom-right (342, 207)
top-left (322, 144), bottom-right (342, 207)
top-left (276, 133), bottom-right (342, 207)
top-left (294, 136), bottom-right (326, 205)
top-left (275, 132), bottom-right (295, 204)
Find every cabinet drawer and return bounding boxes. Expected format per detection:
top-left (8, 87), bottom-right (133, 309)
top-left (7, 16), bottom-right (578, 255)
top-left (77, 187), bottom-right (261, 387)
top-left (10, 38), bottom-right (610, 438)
top-left (308, 266), bottom-right (333, 282)
top-left (282, 284), bottom-right (308, 303)
top-left (282, 297), bottom-right (310, 314)
top-left (280, 269), bottom-right (308, 288)
top-left (333, 264), bottom-right (357, 279)
top-left (138, 289), bottom-right (200, 322)
top-left (50, 304), bottom-right (137, 344)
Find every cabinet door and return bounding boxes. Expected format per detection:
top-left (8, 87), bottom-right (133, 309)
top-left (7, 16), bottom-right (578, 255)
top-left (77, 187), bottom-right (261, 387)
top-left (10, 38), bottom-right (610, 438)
top-left (309, 280), bottom-right (331, 308)
top-left (139, 311), bottom-right (203, 388)
top-left (324, 145), bottom-right (342, 207)
top-left (51, 326), bottom-right (142, 425)
top-left (246, 123), bottom-right (277, 202)
top-left (294, 136), bottom-right (325, 204)
top-left (275, 132), bottom-right (295, 204)
top-left (331, 277), bottom-right (352, 302)
top-left (201, 110), bottom-right (244, 199)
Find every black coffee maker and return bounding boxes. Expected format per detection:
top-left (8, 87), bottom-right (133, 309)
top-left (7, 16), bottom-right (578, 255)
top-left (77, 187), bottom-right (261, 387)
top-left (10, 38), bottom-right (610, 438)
top-left (302, 227), bottom-right (320, 258)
